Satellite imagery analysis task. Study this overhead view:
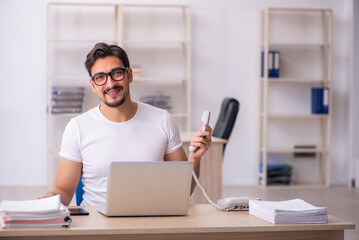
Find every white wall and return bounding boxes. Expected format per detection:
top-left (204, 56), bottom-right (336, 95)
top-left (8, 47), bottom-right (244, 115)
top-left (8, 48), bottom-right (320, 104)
top-left (0, 0), bottom-right (354, 186)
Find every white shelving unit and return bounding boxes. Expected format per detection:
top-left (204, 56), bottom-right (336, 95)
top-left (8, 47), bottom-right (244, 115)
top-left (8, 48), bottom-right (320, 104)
top-left (46, 3), bottom-right (191, 185)
top-left (258, 8), bottom-right (332, 187)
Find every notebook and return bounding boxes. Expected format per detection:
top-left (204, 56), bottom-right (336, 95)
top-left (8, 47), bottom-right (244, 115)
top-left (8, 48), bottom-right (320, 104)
top-left (98, 161), bottom-right (193, 216)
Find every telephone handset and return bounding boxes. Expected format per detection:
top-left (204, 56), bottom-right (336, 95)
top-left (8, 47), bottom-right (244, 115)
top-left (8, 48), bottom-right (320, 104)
top-left (189, 110), bottom-right (211, 152)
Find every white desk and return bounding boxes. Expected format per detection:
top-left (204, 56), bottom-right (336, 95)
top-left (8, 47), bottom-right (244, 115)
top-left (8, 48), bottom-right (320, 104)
top-left (180, 132), bottom-right (227, 204)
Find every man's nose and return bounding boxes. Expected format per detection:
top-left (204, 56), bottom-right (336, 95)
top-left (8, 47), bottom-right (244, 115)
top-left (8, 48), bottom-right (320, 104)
top-left (105, 75), bottom-right (117, 88)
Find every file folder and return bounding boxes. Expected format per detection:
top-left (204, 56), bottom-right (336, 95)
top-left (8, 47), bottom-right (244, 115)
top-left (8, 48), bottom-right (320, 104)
top-left (311, 87), bottom-right (329, 114)
top-left (261, 51), bottom-right (280, 78)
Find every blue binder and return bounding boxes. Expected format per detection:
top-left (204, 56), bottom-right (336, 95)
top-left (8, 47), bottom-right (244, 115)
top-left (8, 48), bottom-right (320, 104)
top-left (311, 87), bottom-right (329, 114)
top-left (261, 51), bottom-right (280, 78)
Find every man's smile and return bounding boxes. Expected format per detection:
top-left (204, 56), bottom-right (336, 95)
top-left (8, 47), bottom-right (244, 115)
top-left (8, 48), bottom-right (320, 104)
top-left (105, 87), bottom-right (122, 96)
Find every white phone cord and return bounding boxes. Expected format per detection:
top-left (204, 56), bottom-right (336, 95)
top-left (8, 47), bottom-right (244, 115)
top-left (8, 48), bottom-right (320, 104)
top-left (189, 152), bottom-right (225, 211)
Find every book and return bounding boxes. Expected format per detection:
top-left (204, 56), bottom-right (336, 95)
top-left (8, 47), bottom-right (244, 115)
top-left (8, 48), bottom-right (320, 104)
top-left (249, 199), bottom-right (327, 224)
top-left (0, 195), bottom-right (71, 229)
top-left (140, 92), bottom-right (172, 111)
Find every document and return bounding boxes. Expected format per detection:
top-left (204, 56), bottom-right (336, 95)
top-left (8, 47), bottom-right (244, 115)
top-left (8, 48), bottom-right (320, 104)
top-left (249, 199), bottom-right (327, 224)
top-left (0, 195), bottom-right (71, 228)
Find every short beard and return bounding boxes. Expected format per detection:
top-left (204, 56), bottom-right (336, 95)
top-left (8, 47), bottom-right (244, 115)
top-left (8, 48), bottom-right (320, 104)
top-left (103, 87), bottom-right (129, 108)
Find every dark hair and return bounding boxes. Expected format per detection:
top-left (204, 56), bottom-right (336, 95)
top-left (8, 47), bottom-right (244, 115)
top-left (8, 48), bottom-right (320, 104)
top-left (85, 42), bottom-right (130, 76)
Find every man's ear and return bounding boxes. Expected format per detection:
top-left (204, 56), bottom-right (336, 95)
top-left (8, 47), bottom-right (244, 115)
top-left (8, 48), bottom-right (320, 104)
top-left (128, 68), bottom-right (133, 83)
top-left (89, 79), bottom-right (96, 93)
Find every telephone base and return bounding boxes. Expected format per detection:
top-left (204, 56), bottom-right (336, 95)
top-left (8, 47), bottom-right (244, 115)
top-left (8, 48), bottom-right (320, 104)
top-left (217, 197), bottom-right (259, 211)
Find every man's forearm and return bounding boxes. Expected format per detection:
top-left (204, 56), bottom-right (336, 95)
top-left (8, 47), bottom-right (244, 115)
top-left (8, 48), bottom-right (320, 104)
top-left (189, 156), bottom-right (201, 195)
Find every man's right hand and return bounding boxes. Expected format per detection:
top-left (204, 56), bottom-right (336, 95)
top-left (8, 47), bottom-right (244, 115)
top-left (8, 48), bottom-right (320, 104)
top-left (38, 157), bottom-right (82, 205)
top-left (38, 191), bottom-right (57, 199)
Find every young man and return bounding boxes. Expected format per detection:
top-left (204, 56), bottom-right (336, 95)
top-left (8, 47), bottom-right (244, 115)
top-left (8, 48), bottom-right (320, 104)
top-left (41, 43), bottom-right (212, 206)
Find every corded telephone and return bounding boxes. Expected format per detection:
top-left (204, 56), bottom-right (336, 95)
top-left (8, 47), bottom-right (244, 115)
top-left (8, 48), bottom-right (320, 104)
top-left (190, 110), bottom-right (259, 211)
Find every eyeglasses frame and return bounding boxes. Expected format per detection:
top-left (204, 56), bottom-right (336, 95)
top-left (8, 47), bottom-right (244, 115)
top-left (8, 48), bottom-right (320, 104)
top-left (91, 67), bottom-right (129, 86)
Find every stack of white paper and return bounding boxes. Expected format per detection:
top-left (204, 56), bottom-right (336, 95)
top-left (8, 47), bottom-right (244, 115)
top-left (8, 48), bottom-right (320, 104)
top-left (0, 195), bottom-right (71, 229)
top-left (249, 199), bottom-right (327, 224)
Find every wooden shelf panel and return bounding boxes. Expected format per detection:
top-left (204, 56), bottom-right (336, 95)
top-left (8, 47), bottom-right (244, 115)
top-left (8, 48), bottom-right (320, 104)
top-left (266, 8), bottom-right (332, 13)
top-left (260, 148), bottom-right (329, 153)
top-left (133, 77), bottom-right (186, 83)
top-left (261, 43), bottom-right (331, 48)
top-left (171, 112), bottom-right (189, 118)
top-left (123, 40), bottom-right (187, 45)
top-left (48, 39), bottom-right (117, 43)
top-left (48, 76), bottom-right (188, 83)
top-left (258, 183), bottom-right (328, 189)
top-left (260, 78), bottom-right (331, 84)
top-left (48, 112), bottom-right (188, 118)
top-left (261, 113), bottom-right (329, 119)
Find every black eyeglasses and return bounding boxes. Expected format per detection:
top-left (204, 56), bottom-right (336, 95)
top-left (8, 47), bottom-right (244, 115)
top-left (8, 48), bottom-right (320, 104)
top-left (91, 67), bottom-right (129, 86)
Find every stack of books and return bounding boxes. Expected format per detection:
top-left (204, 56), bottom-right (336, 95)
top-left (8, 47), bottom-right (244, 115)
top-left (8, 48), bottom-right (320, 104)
top-left (51, 86), bottom-right (85, 114)
top-left (249, 199), bottom-right (327, 224)
top-left (140, 92), bottom-right (172, 111)
top-left (260, 163), bottom-right (294, 186)
top-left (0, 195), bottom-right (71, 229)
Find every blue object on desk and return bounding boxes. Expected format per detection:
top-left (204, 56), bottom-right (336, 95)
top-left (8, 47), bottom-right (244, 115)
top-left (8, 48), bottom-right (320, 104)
top-left (75, 176), bottom-right (84, 206)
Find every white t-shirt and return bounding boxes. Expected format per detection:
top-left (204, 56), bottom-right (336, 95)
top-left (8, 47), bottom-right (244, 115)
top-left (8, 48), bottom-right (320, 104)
top-left (59, 102), bottom-right (183, 206)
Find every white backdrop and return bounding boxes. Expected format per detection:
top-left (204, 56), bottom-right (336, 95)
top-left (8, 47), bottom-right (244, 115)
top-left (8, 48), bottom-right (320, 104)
top-left (0, 0), bottom-right (354, 186)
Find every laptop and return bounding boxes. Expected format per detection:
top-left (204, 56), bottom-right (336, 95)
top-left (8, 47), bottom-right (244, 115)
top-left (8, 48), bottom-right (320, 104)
top-left (98, 161), bottom-right (193, 216)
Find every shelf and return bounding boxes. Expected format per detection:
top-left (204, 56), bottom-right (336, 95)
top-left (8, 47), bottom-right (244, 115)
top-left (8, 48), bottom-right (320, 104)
top-left (169, 112), bottom-right (188, 118)
top-left (258, 8), bottom-right (332, 187)
top-left (260, 78), bottom-right (331, 84)
top-left (266, 8), bottom-right (332, 13)
top-left (259, 183), bottom-right (328, 189)
top-left (261, 43), bottom-right (330, 49)
top-left (133, 77), bottom-right (186, 84)
top-left (260, 148), bottom-right (329, 153)
top-left (48, 111), bottom-right (188, 118)
top-left (48, 76), bottom-right (89, 81)
top-left (49, 2), bottom-right (116, 7)
top-left (48, 39), bottom-right (117, 44)
top-left (121, 3), bottom-right (188, 8)
top-left (48, 39), bottom-right (188, 46)
top-left (48, 112), bottom-right (81, 118)
top-left (48, 76), bottom-right (188, 86)
top-left (122, 40), bottom-right (187, 46)
top-left (261, 113), bottom-right (329, 119)
top-left (48, 2), bottom-right (188, 9)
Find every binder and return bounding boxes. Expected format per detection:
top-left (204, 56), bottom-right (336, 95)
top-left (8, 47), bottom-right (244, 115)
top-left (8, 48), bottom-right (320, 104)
top-left (261, 51), bottom-right (280, 78)
top-left (311, 87), bottom-right (329, 114)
